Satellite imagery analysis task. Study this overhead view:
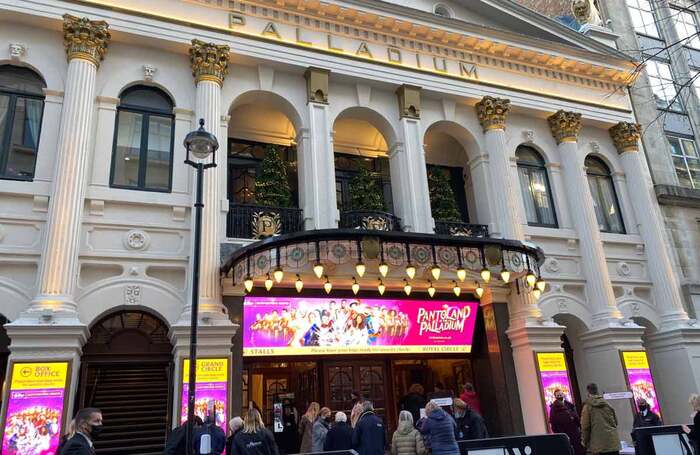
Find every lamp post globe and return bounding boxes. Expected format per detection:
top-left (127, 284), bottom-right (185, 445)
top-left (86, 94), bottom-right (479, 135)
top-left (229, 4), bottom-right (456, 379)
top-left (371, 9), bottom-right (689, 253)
top-left (185, 118), bottom-right (219, 160)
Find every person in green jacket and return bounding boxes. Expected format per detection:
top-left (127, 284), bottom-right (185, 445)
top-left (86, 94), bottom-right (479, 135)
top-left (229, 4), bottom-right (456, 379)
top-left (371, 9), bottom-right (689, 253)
top-left (581, 383), bottom-right (621, 455)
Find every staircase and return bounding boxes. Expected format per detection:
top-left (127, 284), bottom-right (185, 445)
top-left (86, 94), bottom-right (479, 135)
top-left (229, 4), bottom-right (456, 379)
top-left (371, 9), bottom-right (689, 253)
top-left (86, 364), bottom-right (170, 455)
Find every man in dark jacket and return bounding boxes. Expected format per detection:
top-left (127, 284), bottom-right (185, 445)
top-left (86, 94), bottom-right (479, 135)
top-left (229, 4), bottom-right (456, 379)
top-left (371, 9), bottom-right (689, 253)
top-left (324, 412), bottom-right (353, 451)
top-left (58, 408), bottom-right (103, 455)
top-left (194, 415), bottom-right (226, 455)
top-left (352, 401), bottom-right (386, 455)
top-left (165, 416), bottom-right (204, 455)
top-left (419, 401), bottom-right (459, 455)
top-left (632, 398), bottom-right (662, 447)
top-left (400, 384), bottom-right (426, 424)
top-left (453, 398), bottom-right (488, 441)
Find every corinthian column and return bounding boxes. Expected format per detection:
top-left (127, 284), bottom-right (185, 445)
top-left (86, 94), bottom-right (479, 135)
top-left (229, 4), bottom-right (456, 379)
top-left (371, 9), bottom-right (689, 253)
top-left (548, 110), bottom-right (622, 325)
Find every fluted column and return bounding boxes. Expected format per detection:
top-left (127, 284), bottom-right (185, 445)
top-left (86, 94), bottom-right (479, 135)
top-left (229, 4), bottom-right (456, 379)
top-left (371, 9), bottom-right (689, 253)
top-left (30, 15), bottom-right (110, 316)
top-left (610, 122), bottom-right (690, 327)
top-left (548, 110), bottom-right (622, 325)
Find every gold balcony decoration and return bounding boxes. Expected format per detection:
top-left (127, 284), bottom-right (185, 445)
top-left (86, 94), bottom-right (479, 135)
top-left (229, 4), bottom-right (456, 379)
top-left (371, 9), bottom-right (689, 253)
top-left (475, 96), bottom-right (510, 132)
top-left (189, 39), bottom-right (230, 86)
top-left (62, 14), bottom-right (111, 67)
top-left (609, 122), bottom-right (642, 154)
top-left (251, 211), bottom-right (282, 239)
top-left (547, 110), bottom-right (582, 144)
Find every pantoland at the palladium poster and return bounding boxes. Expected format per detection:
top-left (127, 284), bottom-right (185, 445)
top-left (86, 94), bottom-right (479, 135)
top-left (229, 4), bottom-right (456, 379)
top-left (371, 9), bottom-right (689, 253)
top-left (243, 297), bottom-right (479, 356)
top-left (180, 358), bottom-right (229, 434)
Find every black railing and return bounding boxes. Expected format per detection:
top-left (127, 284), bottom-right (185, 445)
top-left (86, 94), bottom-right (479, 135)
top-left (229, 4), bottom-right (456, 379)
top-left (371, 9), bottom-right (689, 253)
top-left (434, 220), bottom-right (489, 238)
top-left (227, 203), bottom-right (304, 239)
top-left (339, 210), bottom-right (401, 231)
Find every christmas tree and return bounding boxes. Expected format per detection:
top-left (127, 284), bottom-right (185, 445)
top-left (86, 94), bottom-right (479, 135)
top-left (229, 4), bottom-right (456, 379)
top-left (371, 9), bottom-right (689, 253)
top-left (349, 167), bottom-right (385, 211)
top-left (254, 145), bottom-right (293, 207)
top-left (428, 167), bottom-right (461, 222)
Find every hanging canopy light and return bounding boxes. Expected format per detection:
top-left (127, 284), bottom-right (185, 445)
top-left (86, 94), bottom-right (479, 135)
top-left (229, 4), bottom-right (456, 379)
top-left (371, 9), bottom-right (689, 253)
top-left (378, 261), bottom-right (389, 278)
top-left (480, 267), bottom-right (491, 283)
top-left (313, 263), bottom-right (324, 279)
top-left (405, 264), bottom-right (416, 280)
top-left (295, 275), bottom-right (303, 293)
top-left (526, 271), bottom-right (537, 288)
top-left (430, 265), bottom-right (441, 281)
top-left (264, 274), bottom-right (274, 291)
top-left (532, 288), bottom-right (542, 300)
top-left (500, 267), bottom-right (511, 284)
top-left (536, 277), bottom-right (546, 292)
top-left (244, 276), bottom-right (254, 293)
top-left (428, 281), bottom-right (436, 298)
top-left (403, 279), bottom-right (412, 296)
top-left (453, 281), bottom-right (461, 297)
top-left (475, 282), bottom-right (484, 299)
top-left (355, 262), bottom-right (366, 278)
top-left (456, 267), bottom-right (467, 282)
top-left (352, 277), bottom-right (360, 295)
top-left (323, 276), bottom-right (332, 294)
top-left (378, 280), bottom-right (386, 296)
top-left (273, 266), bottom-right (284, 283)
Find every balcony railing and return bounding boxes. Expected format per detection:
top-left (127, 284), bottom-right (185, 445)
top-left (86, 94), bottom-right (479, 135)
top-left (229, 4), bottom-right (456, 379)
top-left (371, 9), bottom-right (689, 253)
top-left (227, 203), bottom-right (304, 239)
top-left (339, 210), bottom-right (401, 231)
top-left (434, 220), bottom-right (489, 238)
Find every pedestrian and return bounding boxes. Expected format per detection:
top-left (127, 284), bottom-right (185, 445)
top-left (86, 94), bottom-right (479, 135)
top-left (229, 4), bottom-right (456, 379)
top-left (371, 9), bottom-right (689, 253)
top-left (311, 407), bottom-right (331, 452)
top-left (299, 402), bottom-right (319, 453)
top-left (226, 416), bottom-right (244, 455)
top-left (391, 410), bottom-right (426, 455)
top-left (194, 414), bottom-right (226, 455)
top-left (324, 412), bottom-right (353, 451)
top-left (164, 416), bottom-right (205, 455)
top-left (232, 408), bottom-right (280, 455)
top-left (419, 400), bottom-right (459, 455)
top-left (427, 382), bottom-right (453, 401)
top-left (581, 383), bottom-right (620, 455)
top-left (400, 384), bottom-right (427, 425)
top-left (57, 408), bottom-right (103, 455)
top-left (459, 383), bottom-right (482, 416)
top-left (350, 393), bottom-right (366, 428)
top-left (682, 394), bottom-right (700, 455)
top-left (56, 420), bottom-right (76, 455)
top-left (549, 390), bottom-right (583, 455)
top-left (352, 401), bottom-right (386, 455)
top-left (453, 398), bottom-right (488, 441)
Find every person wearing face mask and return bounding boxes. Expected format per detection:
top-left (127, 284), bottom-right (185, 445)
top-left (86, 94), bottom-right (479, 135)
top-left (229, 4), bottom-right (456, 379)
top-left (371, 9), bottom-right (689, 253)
top-left (311, 407), bottom-right (331, 452)
top-left (549, 390), bottom-right (584, 455)
top-left (453, 398), bottom-right (488, 441)
top-left (57, 408), bottom-right (103, 455)
top-left (631, 398), bottom-right (661, 448)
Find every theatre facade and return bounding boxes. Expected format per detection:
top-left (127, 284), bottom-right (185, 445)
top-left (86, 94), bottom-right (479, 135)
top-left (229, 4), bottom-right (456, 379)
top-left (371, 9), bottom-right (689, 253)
top-left (1, 0), bottom-right (699, 453)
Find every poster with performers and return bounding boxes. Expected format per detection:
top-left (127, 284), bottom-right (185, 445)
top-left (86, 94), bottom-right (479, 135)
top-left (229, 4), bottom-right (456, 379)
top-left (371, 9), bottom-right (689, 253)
top-left (621, 351), bottom-right (661, 415)
top-left (180, 358), bottom-right (229, 434)
top-left (535, 352), bottom-right (574, 408)
top-left (1, 362), bottom-right (69, 455)
top-left (243, 297), bottom-right (478, 356)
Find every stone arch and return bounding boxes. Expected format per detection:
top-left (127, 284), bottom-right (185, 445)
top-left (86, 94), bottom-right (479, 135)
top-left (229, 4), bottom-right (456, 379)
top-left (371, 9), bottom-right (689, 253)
top-left (540, 289), bottom-right (593, 330)
top-left (229, 90), bottom-right (305, 141)
top-left (116, 80), bottom-right (178, 107)
top-left (0, 59), bottom-right (59, 92)
top-left (332, 106), bottom-right (399, 151)
top-left (423, 120), bottom-right (480, 163)
top-left (618, 297), bottom-right (660, 332)
top-left (515, 141), bottom-right (555, 165)
top-left (551, 312), bottom-right (590, 403)
top-left (0, 280), bottom-right (31, 322)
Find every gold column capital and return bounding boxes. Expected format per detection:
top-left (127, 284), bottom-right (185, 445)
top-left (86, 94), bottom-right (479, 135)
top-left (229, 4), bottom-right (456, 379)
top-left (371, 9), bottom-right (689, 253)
top-left (547, 110), bottom-right (582, 144)
top-left (396, 84), bottom-right (421, 119)
top-left (189, 39), bottom-right (230, 86)
top-left (609, 122), bottom-right (642, 154)
top-left (62, 14), bottom-right (110, 67)
top-left (475, 96), bottom-right (510, 132)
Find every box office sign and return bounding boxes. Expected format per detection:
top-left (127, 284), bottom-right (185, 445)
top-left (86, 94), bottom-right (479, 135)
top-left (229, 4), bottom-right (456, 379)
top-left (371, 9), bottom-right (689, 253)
top-left (2, 362), bottom-right (70, 455)
top-left (180, 358), bottom-right (229, 434)
top-left (243, 297), bottom-right (479, 356)
top-left (621, 351), bottom-right (661, 415)
top-left (535, 352), bottom-right (574, 410)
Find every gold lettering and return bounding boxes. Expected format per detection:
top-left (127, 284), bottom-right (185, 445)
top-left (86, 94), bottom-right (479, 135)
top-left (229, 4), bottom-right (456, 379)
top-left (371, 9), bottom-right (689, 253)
top-left (459, 61), bottom-right (478, 78)
top-left (433, 56), bottom-right (447, 72)
top-left (229, 13), bottom-right (245, 27)
top-left (262, 22), bottom-right (281, 39)
top-left (327, 34), bottom-right (343, 52)
top-left (387, 47), bottom-right (402, 63)
top-left (356, 41), bottom-right (373, 58)
top-left (296, 27), bottom-right (312, 46)
top-left (416, 53), bottom-right (422, 68)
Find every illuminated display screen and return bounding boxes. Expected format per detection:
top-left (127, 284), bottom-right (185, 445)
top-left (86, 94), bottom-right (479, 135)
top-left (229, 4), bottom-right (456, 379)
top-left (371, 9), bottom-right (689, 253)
top-left (622, 351), bottom-right (661, 415)
top-left (243, 296), bottom-right (479, 356)
top-left (536, 352), bottom-right (574, 409)
top-left (2, 362), bottom-right (69, 455)
top-left (180, 358), bottom-right (229, 434)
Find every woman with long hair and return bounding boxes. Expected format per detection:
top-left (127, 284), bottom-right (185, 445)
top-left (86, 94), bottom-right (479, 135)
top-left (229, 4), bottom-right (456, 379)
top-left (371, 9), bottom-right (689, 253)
top-left (299, 402), bottom-right (320, 453)
top-left (232, 408), bottom-right (279, 455)
top-left (683, 394), bottom-right (700, 454)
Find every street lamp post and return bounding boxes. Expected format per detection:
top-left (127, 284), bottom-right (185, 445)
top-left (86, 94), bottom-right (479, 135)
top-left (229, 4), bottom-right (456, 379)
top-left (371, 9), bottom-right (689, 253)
top-left (184, 118), bottom-right (219, 455)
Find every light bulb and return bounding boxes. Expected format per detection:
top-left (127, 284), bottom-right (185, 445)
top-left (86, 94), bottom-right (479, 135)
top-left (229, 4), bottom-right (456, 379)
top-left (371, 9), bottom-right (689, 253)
top-left (379, 262), bottom-right (389, 278)
top-left (536, 278), bottom-right (546, 292)
top-left (453, 281), bottom-right (461, 297)
top-left (532, 288), bottom-right (542, 300)
top-left (295, 275), bottom-right (303, 293)
top-left (456, 267), bottom-right (467, 282)
top-left (431, 265), bottom-right (441, 281)
top-left (378, 281), bottom-right (386, 295)
top-left (500, 268), bottom-right (511, 283)
top-left (480, 267), bottom-right (491, 283)
top-left (264, 274), bottom-right (273, 291)
top-left (475, 282), bottom-right (484, 298)
top-left (404, 280), bottom-right (412, 296)
top-left (526, 271), bottom-right (537, 287)
top-left (352, 278), bottom-right (360, 295)
top-left (323, 277), bottom-right (332, 294)
top-left (313, 263), bottom-right (324, 279)
top-left (244, 276), bottom-right (254, 293)
top-left (356, 262), bottom-right (366, 278)
top-left (273, 266), bottom-right (284, 283)
top-left (428, 282), bottom-right (436, 298)
top-left (406, 264), bottom-right (416, 280)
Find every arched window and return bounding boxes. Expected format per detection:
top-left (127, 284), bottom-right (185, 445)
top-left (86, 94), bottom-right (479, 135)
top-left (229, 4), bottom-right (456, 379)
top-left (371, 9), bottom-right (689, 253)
top-left (516, 146), bottom-right (557, 227)
top-left (111, 85), bottom-right (174, 191)
top-left (585, 156), bottom-right (625, 234)
top-left (0, 65), bottom-right (45, 180)
top-left (434, 4), bottom-right (453, 18)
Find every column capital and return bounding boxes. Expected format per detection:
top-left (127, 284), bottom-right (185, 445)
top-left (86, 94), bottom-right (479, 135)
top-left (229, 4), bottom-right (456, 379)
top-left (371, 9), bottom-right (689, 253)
top-left (547, 110), bottom-right (582, 144)
top-left (304, 67), bottom-right (329, 104)
top-left (475, 96), bottom-right (510, 132)
top-left (609, 122), bottom-right (641, 154)
top-left (189, 39), bottom-right (230, 86)
top-left (62, 14), bottom-right (110, 67)
top-left (396, 84), bottom-right (421, 119)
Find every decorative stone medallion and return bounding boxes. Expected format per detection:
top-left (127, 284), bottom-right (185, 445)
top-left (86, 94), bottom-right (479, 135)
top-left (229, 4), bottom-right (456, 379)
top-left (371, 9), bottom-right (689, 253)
top-left (125, 285), bottom-right (141, 305)
top-left (124, 229), bottom-right (149, 250)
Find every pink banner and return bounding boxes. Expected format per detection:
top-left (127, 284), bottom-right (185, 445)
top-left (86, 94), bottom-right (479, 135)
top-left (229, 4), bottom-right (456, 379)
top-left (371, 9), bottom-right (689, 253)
top-left (622, 352), bottom-right (661, 416)
top-left (243, 297), bottom-right (478, 356)
top-left (179, 358), bottom-right (228, 434)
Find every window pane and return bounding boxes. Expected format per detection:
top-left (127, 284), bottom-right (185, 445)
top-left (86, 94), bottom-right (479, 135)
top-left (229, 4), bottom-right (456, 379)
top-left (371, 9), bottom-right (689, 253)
top-left (530, 168), bottom-right (556, 225)
top-left (598, 178), bottom-right (624, 233)
top-left (687, 158), bottom-right (700, 189)
top-left (144, 115), bottom-right (172, 190)
top-left (668, 136), bottom-right (683, 155)
top-left (673, 156), bottom-right (692, 188)
top-left (682, 138), bottom-right (699, 158)
top-left (121, 86), bottom-right (172, 112)
top-left (587, 177), bottom-right (608, 231)
top-left (0, 65), bottom-right (45, 95)
top-left (0, 95), bottom-right (9, 139)
top-left (518, 168), bottom-right (539, 224)
top-left (5, 97), bottom-right (41, 179)
top-left (112, 111), bottom-right (143, 187)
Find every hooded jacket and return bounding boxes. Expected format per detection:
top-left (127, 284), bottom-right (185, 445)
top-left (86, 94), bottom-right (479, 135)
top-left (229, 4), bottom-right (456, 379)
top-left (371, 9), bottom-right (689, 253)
top-left (459, 391), bottom-right (482, 415)
top-left (418, 409), bottom-right (459, 455)
top-left (581, 395), bottom-right (621, 454)
top-left (352, 410), bottom-right (386, 455)
top-left (311, 418), bottom-right (330, 452)
top-left (391, 420), bottom-right (426, 455)
top-left (232, 429), bottom-right (280, 455)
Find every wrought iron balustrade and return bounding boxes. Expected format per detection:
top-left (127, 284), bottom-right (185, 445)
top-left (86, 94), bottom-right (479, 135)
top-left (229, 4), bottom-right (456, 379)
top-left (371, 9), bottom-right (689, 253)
top-left (339, 210), bottom-right (401, 231)
top-left (227, 203), bottom-right (304, 239)
top-left (434, 220), bottom-right (489, 238)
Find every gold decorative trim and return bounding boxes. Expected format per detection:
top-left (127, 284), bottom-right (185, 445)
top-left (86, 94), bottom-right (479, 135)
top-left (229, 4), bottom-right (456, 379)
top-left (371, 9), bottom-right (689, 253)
top-left (475, 96), bottom-right (510, 132)
top-left (547, 110), bottom-right (582, 144)
top-left (609, 122), bottom-right (641, 154)
top-left (63, 14), bottom-right (110, 67)
top-left (189, 39), bottom-right (230, 86)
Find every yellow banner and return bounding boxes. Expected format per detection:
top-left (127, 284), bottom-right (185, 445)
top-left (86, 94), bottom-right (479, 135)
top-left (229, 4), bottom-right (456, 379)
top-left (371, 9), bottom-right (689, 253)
top-left (623, 351), bottom-right (650, 370)
top-left (182, 358), bottom-right (228, 383)
top-left (243, 345), bottom-right (472, 357)
top-left (537, 352), bottom-right (568, 372)
top-left (10, 362), bottom-right (68, 390)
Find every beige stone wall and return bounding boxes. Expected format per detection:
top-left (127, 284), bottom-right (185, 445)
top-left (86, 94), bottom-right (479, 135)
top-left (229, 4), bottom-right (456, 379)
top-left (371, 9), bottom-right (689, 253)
top-left (513, 0), bottom-right (570, 18)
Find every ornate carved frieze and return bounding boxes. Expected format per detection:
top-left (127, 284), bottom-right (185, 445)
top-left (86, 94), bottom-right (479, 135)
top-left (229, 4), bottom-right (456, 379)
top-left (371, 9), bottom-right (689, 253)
top-left (62, 14), bottom-right (110, 67)
top-left (396, 84), bottom-right (421, 119)
top-left (475, 96), bottom-right (510, 131)
top-left (609, 122), bottom-right (641, 154)
top-left (189, 39), bottom-right (230, 86)
top-left (304, 67), bottom-right (329, 104)
top-left (547, 110), bottom-right (582, 144)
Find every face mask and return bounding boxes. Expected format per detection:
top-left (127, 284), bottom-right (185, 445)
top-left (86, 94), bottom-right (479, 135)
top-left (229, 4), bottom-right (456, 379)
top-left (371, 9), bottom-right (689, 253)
top-left (639, 405), bottom-right (648, 411)
top-left (556, 396), bottom-right (564, 402)
top-left (89, 424), bottom-right (103, 439)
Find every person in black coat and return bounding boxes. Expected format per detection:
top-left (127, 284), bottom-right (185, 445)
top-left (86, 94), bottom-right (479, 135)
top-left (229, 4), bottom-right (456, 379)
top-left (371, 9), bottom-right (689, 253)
top-left (352, 401), bottom-right (386, 455)
top-left (400, 384), bottom-right (427, 425)
top-left (683, 394), bottom-right (700, 455)
top-left (164, 416), bottom-right (204, 455)
top-left (58, 408), bottom-right (103, 455)
top-left (453, 398), bottom-right (488, 441)
top-left (632, 398), bottom-right (662, 449)
top-left (194, 415), bottom-right (227, 455)
top-left (233, 408), bottom-right (280, 455)
top-left (226, 417), bottom-right (244, 455)
top-left (324, 412), bottom-right (353, 451)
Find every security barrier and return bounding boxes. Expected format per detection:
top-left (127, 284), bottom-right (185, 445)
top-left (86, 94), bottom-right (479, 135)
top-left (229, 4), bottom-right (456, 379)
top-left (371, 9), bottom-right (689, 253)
top-left (458, 434), bottom-right (574, 454)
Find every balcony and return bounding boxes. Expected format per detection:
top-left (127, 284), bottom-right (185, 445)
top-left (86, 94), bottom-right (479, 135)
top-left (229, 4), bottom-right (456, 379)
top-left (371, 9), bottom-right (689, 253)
top-left (434, 220), bottom-right (489, 238)
top-left (339, 210), bottom-right (401, 231)
top-left (227, 203), bottom-right (304, 239)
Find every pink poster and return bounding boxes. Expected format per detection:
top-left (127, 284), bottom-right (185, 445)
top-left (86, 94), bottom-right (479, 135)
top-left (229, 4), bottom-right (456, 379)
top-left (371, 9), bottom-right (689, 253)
top-left (243, 297), bottom-right (479, 356)
top-left (180, 358), bottom-right (229, 434)
top-left (536, 353), bottom-right (574, 409)
top-left (622, 351), bottom-right (661, 415)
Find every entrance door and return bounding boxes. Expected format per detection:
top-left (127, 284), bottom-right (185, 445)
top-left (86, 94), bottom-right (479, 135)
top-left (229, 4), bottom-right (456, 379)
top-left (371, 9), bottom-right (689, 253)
top-left (324, 360), bottom-right (390, 425)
